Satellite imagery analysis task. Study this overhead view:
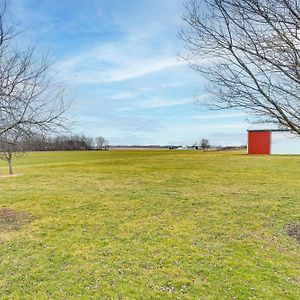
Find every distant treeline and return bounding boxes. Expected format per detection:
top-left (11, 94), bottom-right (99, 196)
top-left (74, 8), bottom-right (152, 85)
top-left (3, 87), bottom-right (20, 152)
top-left (13, 135), bottom-right (247, 152)
top-left (20, 135), bottom-right (109, 151)
top-left (111, 145), bottom-right (173, 149)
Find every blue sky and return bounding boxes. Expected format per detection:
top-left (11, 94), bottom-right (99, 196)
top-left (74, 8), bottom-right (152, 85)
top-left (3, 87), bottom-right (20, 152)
top-left (7, 0), bottom-right (249, 146)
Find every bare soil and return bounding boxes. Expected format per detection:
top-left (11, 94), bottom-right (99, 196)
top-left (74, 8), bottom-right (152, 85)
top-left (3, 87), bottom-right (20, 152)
top-left (0, 208), bottom-right (34, 232)
top-left (287, 223), bottom-right (300, 244)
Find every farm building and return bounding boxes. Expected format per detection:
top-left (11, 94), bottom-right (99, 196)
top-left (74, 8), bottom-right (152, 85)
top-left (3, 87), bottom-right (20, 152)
top-left (248, 129), bottom-right (300, 155)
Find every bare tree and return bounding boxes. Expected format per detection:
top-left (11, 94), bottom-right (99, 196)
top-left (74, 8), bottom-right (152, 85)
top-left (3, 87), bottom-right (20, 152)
top-left (0, 2), bottom-right (68, 138)
top-left (0, 132), bottom-right (25, 175)
top-left (19, 134), bottom-right (99, 151)
top-left (200, 139), bottom-right (210, 149)
top-left (95, 136), bottom-right (109, 150)
top-left (181, 0), bottom-right (300, 135)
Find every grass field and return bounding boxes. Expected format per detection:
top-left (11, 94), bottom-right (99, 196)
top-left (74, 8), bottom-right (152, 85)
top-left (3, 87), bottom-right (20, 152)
top-left (0, 150), bottom-right (299, 299)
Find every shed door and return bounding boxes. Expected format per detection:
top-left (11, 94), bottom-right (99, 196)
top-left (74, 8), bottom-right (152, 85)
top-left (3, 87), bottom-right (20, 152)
top-left (248, 131), bottom-right (271, 154)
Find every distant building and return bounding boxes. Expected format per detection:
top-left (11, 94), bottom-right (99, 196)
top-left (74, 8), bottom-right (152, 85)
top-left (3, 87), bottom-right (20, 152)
top-left (177, 146), bottom-right (188, 150)
top-left (248, 129), bottom-right (300, 155)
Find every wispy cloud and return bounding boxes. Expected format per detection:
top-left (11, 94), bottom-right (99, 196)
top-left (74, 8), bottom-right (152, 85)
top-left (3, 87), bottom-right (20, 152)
top-left (55, 45), bottom-right (185, 84)
top-left (6, 0), bottom-right (249, 145)
top-left (140, 97), bottom-right (193, 108)
top-left (189, 112), bottom-right (246, 120)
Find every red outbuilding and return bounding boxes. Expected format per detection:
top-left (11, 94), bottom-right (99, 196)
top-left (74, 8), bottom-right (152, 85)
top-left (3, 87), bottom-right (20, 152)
top-left (247, 130), bottom-right (271, 154)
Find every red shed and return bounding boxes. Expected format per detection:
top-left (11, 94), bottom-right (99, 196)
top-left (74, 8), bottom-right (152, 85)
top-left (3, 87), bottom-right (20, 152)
top-left (248, 130), bottom-right (271, 154)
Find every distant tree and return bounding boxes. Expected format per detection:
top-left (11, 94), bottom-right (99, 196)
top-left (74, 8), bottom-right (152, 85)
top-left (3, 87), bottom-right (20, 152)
top-left (11, 134), bottom-right (111, 152)
top-left (23, 134), bottom-right (49, 151)
top-left (181, 0), bottom-right (300, 135)
top-left (95, 136), bottom-right (109, 150)
top-left (200, 139), bottom-right (210, 150)
top-left (82, 136), bottom-right (94, 150)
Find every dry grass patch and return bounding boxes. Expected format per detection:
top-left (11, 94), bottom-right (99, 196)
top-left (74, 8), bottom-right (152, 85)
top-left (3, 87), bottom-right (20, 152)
top-left (0, 208), bottom-right (34, 232)
top-left (0, 174), bottom-right (23, 179)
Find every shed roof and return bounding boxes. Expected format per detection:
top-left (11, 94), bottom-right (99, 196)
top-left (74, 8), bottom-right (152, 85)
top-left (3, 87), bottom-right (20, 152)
top-left (247, 129), bottom-right (291, 132)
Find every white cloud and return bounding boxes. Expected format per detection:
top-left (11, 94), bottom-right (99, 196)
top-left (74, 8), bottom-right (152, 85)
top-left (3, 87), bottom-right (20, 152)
top-left (163, 122), bottom-right (248, 133)
top-left (51, 0), bottom-right (188, 84)
top-left (55, 47), bottom-right (185, 84)
top-left (140, 97), bottom-right (193, 108)
top-left (189, 112), bottom-right (246, 120)
top-left (109, 92), bottom-right (135, 100)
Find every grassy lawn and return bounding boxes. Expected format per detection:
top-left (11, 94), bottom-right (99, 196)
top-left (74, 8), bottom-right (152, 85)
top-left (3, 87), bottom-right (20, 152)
top-left (0, 150), bottom-right (299, 299)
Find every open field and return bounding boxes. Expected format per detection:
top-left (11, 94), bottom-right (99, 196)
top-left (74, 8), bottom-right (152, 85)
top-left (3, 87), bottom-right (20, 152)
top-left (0, 150), bottom-right (299, 299)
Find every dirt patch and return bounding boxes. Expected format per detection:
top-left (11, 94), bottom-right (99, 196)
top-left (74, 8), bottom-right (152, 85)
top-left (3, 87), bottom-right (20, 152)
top-left (0, 174), bottom-right (23, 179)
top-left (0, 208), bottom-right (34, 232)
top-left (286, 223), bottom-right (300, 244)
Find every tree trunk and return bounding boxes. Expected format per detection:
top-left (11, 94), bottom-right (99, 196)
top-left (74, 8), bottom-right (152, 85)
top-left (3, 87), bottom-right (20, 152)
top-left (8, 157), bottom-right (13, 175)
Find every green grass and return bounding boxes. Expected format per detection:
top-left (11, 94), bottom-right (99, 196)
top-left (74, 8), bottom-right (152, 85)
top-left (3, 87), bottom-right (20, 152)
top-left (0, 150), bottom-right (299, 299)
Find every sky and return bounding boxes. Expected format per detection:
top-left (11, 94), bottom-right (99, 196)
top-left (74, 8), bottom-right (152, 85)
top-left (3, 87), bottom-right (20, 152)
top-left (7, 0), bottom-right (250, 146)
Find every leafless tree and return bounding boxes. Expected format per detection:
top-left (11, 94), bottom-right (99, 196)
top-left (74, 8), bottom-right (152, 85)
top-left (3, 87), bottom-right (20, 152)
top-left (21, 134), bottom-right (97, 151)
top-left (95, 136), bottom-right (109, 150)
top-left (200, 139), bottom-right (210, 149)
top-left (181, 0), bottom-right (300, 135)
top-left (0, 132), bottom-right (26, 175)
top-left (0, 2), bottom-right (68, 138)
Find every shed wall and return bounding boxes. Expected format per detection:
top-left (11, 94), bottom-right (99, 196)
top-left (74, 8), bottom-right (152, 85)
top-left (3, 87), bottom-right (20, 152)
top-left (248, 131), bottom-right (271, 154)
top-left (271, 131), bottom-right (300, 154)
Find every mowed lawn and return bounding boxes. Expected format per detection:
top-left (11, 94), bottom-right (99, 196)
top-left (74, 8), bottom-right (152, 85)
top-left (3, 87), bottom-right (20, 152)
top-left (0, 150), bottom-right (299, 299)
